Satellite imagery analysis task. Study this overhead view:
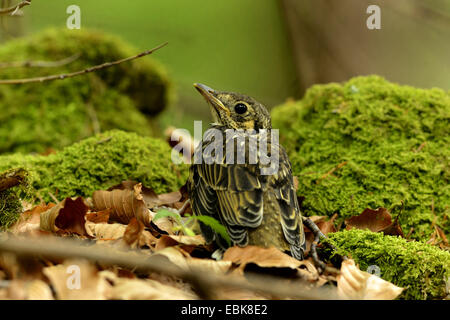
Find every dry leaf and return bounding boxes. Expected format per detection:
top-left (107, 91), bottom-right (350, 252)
top-left (345, 208), bottom-right (404, 237)
top-left (155, 234), bottom-right (206, 252)
top-left (106, 180), bottom-right (182, 209)
top-left (10, 203), bottom-right (55, 235)
top-left (187, 257), bottom-right (232, 274)
top-left (107, 181), bottom-right (160, 209)
top-left (92, 183), bottom-right (151, 226)
top-left (214, 287), bottom-right (269, 300)
top-left (296, 258), bottom-right (320, 282)
top-left (149, 209), bottom-right (175, 234)
top-left (112, 279), bottom-right (196, 300)
top-left (337, 259), bottom-right (403, 300)
top-left (40, 198), bottom-right (88, 236)
top-left (43, 259), bottom-right (111, 300)
top-left (156, 191), bottom-right (182, 207)
top-left (223, 246), bottom-right (301, 273)
top-left (26, 280), bottom-right (54, 300)
top-left (154, 247), bottom-right (231, 274)
top-left (123, 218), bottom-right (156, 248)
top-left (102, 271), bottom-right (197, 300)
top-left (86, 209), bottom-right (111, 223)
top-left (85, 221), bottom-right (127, 240)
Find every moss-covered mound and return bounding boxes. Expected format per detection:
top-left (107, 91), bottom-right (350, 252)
top-left (0, 28), bottom-right (173, 154)
top-left (0, 189), bottom-right (22, 229)
top-left (271, 76), bottom-right (450, 241)
top-left (0, 130), bottom-right (188, 211)
top-left (325, 229), bottom-right (450, 300)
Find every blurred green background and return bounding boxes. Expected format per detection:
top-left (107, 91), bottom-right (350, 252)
top-left (1, 0), bottom-right (449, 133)
top-left (20, 0), bottom-right (298, 132)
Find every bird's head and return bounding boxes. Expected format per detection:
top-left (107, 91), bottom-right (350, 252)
top-left (194, 83), bottom-right (271, 130)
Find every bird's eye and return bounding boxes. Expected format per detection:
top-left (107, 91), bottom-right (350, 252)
top-left (234, 103), bottom-right (248, 114)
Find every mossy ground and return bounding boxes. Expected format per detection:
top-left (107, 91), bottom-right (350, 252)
top-left (271, 76), bottom-right (450, 241)
top-left (0, 28), bottom-right (173, 154)
top-left (0, 189), bottom-right (22, 229)
top-left (0, 130), bottom-right (189, 227)
top-left (324, 229), bottom-right (450, 300)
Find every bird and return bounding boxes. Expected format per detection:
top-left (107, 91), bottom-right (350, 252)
top-left (187, 83), bottom-right (305, 260)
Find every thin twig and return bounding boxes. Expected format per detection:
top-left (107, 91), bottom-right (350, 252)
top-left (0, 234), bottom-right (339, 300)
top-left (0, 53), bottom-right (80, 69)
top-left (0, 42), bottom-right (168, 85)
top-left (0, 0), bottom-right (31, 16)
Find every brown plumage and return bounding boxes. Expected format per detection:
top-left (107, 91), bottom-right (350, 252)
top-left (187, 83), bottom-right (305, 260)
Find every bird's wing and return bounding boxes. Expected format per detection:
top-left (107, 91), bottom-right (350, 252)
top-left (191, 128), bottom-right (268, 245)
top-left (188, 165), bottom-right (219, 244)
top-left (270, 145), bottom-right (306, 258)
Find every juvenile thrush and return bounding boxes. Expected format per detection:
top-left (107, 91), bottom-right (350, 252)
top-left (188, 83), bottom-right (306, 260)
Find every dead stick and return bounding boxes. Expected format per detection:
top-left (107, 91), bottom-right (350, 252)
top-left (0, 234), bottom-right (339, 300)
top-left (0, 53), bottom-right (80, 69)
top-left (0, 0), bottom-right (31, 16)
top-left (0, 42), bottom-right (168, 85)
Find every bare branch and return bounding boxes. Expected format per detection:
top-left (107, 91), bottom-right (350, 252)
top-left (0, 234), bottom-right (339, 300)
top-left (0, 0), bottom-right (31, 16)
top-left (0, 53), bottom-right (80, 69)
top-left (0, 42), bottom-right (168, 85)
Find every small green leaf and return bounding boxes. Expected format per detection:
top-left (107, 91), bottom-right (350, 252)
top-left (153, 209), bottom-right (181, 223)
top-left (194, 215), bottom-right (231, 246)
top-left (183, 227), bottom-right (196, 237)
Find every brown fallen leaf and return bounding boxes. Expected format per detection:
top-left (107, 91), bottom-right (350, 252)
top-left (86, 209), bottom-right (111, 223)
top-left (92, 183), bottom-right (151, 226)
top-left (107, 180), bottom-right (183, 209)
top-left (149, 209), bottom-right (176, 234)
top-left (153, 247), bottom-right (232, 274)
top-left (214, 287), bottom-right (269, 300)
top-left (85, 221), bottom-right (127, 240)
top-left (156, 191), bottom-right (182, 207)
top-left (26, 280), bottom-right (54, 300)
top-left (43, 259), bottom-right (111, 300)
top-left (222, 246), bottom-right (301, 274)
top-left (123, 218), bottom-right (156, 248)
top-left (10, 203), bottom-right (55, 235)
top-left (155, 234), bottom-right (206, 252)
top-left (107, 180), bottom-right (161, 209)
top-left (337, 259), bottom-right (403, 300)
top-left (100, 270), bottom-right (197, 300)
top-left (345, 208), bottom-right (404, 237)
top-left (40, 197), bottom-right (89, 236)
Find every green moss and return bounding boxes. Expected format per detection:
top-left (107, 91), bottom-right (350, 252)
top-left (325, 229), bottom-right (450, 300)
top-left (271, 76), bottom-right (450, 241)
top-left (0, 130), bottom-right (188, 203)
top-left (0, 28), bottom-right (173, 154)
top-left (0, 189), bottom-right (22, 229)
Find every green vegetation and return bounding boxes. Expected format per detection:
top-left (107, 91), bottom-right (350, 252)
top-left (325, 229), bottom-right (450, 300)
top-left (0, 130), bottom-right (189, 226)
top-left (25, 0), bottom-right (297, 130)
top-left (0, 28), bottom-right (173, 154)
top-left (0, 189), bottom-right (23, 229)
top-left (272, 76), bottom-right (450, 241)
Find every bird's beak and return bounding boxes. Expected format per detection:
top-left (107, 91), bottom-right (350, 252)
top-left (193, 83), bottom-right (229, 114)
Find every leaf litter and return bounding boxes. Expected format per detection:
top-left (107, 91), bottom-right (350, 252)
top-left (0, 180), bottom-right (405, 300)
